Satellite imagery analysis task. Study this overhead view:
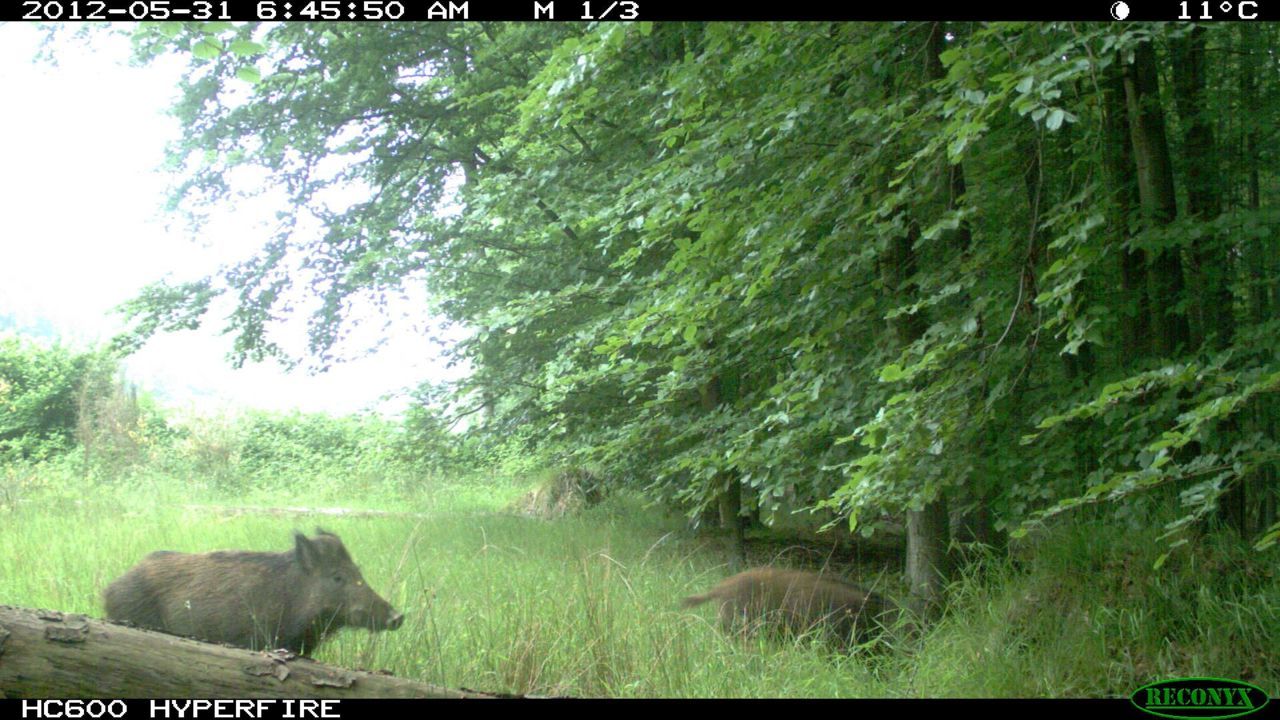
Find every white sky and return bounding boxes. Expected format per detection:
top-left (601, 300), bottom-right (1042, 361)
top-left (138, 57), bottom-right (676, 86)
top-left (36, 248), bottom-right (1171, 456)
top-left (0, 24), bottom-right (463, 416)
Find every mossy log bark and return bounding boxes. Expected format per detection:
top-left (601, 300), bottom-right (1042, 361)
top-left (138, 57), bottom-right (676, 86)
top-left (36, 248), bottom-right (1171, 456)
top-left (0, 605), bottom-right (499, 699)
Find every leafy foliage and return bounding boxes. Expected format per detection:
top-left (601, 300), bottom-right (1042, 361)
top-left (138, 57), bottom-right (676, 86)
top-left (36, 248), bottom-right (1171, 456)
top-left (0, 337), bottom-right (131, 462)
top-left (106, 22), bottom-right (1280, 552)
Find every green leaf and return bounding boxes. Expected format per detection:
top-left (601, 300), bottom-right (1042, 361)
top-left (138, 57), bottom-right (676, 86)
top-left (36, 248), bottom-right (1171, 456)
top-left (192, 38), bottom-right (223, 60)
top-left (228, 40), bottom-right (268, 58)
top-left (235, 66), bottom-right (262, 85)
top-left (682, 323), bottom-right (697, 345)
top-left (879, 364), bottom-right (905, 382)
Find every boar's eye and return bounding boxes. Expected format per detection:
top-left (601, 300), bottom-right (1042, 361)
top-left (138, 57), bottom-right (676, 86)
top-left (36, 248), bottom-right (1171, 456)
top-left (332, 574), bottom-right (344, 584)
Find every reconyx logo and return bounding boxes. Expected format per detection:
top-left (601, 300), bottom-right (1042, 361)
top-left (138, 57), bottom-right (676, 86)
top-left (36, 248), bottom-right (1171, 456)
top-left (1132, 678), bottom-right (1270, 720)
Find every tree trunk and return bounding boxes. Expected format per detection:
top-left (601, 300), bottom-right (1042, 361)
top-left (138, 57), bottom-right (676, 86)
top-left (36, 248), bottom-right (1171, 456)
top-left (905, 499), bottom-right (951, 618)
top-left (1103, 56), bottom-right (1150, 361)
top-left (1238, 29), bottom-right (1261, 213)
top-left (880, 157), bottom-right (949, 620)
top-left (1237, 32), bottom-right (1277, 539)
top-left (1172, 25), bottom-right (1231, 350)
top-left (880, 211), bottom-right (950, 614)
top-left (0, 606), bottom-right (498, 699)
top-left (926, 22), bottom-right (998, 559)
top-left (1123, 39), bottom-right (1190, 358)
top-left (717, 474), bottom-right (746, 572)
top-left (1172, 26), bottom-right (1248, 535)
top-left (701, 372), bottom-right (746, 570)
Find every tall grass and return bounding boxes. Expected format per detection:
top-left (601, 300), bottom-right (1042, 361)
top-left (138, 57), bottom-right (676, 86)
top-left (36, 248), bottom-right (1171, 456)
top-left (0, 471), bottom-right (1275, 697)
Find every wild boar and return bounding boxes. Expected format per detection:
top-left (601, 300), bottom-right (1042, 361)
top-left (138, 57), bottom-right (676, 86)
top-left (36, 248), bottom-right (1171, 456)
top-left (682, 567), bottom-right (891, 648)
top-left (103, 528), bottom-right (403, 655)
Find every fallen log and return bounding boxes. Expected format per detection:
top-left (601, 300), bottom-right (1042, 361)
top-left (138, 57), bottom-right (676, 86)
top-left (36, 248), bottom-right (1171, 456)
top-left (0, 605), bottom-right (498, 699)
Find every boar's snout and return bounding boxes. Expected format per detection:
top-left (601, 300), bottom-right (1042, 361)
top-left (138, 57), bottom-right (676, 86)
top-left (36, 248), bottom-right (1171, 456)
top-left (352, 593), bottom-right (404, 631)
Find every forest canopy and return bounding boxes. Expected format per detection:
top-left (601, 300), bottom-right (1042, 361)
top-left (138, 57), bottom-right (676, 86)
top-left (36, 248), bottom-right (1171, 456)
top-left (109, 21), bottom-right (1280, 580)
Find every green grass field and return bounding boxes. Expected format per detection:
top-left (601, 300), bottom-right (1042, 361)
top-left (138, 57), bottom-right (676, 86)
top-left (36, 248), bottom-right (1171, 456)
top-left (1, 472), bottom-right (1276, 698)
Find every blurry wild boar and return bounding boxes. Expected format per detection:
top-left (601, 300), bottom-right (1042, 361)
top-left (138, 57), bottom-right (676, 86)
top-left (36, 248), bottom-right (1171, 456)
top-left (102, 528), bottom-right (404, 655)
top-left (682, 567), bottom-right (892, 648)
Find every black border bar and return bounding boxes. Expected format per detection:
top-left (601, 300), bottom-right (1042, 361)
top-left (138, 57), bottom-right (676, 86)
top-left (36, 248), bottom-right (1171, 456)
top-left (8, 0), bottom-right (1276, 22)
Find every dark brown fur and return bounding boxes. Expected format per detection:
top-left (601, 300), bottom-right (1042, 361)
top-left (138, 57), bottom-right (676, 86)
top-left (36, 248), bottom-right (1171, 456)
top-left (682, 567), bottom-right (892, 648)
top-left (102, 529), bottom-right (403, 655)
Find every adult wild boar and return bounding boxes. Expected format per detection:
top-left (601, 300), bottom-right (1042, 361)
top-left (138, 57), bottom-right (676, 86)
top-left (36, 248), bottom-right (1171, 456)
top-left (682, 567), bottom-right (891, 648)
top-left (102, 529), bottom-right (404, 655)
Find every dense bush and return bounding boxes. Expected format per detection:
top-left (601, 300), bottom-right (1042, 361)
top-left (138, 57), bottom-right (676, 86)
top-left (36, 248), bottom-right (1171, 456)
top-left (0, 336), bottom-right (165, 468)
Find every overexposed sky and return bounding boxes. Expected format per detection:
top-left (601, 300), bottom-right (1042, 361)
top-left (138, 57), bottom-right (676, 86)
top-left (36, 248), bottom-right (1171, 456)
top-left (0, 24), bottom-right (461, 416)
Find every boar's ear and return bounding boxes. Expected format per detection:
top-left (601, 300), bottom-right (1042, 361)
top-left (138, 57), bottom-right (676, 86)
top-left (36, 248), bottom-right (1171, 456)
top-left (295, 531), bottom-right (319, 572)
